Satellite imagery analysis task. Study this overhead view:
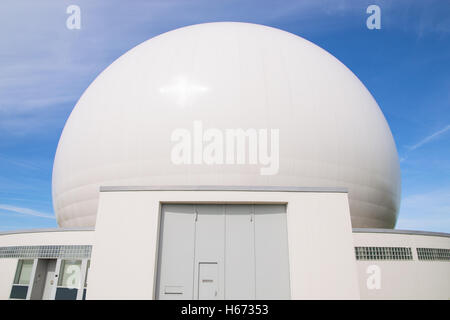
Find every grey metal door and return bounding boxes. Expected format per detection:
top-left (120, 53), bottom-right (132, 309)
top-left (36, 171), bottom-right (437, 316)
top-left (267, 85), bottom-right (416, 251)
top-left (224, 204), bottom-right (255, 299)
top-left (156, 204), bottom-right (196, 299)
top-left (156, 204), bottom-right (290, 300)
top-left (193, 205), bottom-right (225, 299)
top-left (42, 259), bottom-right (57, 300)
top-left (198, 263), bottom-right (219, 299)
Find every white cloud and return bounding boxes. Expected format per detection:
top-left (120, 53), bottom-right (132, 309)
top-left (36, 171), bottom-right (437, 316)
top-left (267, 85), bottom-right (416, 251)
top-left (400, 124), bottom-right (450, 162)
top-left (408, 125), bottom-right (450, 151)
top-left (0, 204), bottom-right (55, 219)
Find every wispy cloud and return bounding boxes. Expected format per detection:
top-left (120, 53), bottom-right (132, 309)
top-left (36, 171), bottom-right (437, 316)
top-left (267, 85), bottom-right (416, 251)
top-left (0, 155), bottom-right (47, 171)
top-left (0, 204), bottom-right (55, 219)
top-left (408, 125), bottom-right (450, 151)
top-left (400, 124), bottom-right (450, 162)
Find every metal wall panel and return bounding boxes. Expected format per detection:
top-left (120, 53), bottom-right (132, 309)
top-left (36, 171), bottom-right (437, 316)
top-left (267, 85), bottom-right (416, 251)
top-left (193, 205), bottom-right (225, 299)
top-left (254, 205), bottom-right (291, 299)
top-left (156, 204), bottom-right (196, 299)
top-left (224, 205), bottom-right (255, 299)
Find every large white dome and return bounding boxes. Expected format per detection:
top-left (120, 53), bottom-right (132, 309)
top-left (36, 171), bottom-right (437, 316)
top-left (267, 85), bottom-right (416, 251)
top-left (52, 22), bottom-right (401, 228)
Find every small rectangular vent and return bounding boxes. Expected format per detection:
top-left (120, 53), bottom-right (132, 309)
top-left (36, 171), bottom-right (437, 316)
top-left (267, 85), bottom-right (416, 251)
top-left (0, 245), bottom-right (92, 259)
top-left (355, 247), bottom-right (413, 260)
top-left (417, 248), bottom-right (450, 261)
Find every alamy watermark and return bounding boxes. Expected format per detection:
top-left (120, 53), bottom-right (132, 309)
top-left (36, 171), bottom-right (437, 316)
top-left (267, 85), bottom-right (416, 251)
top-left (366, 265), bottom-right (381, 290)
top-left (366, 5), bottom-right (381, 30)
top-left (65, 264), bottom-right (82, 289)
top-left (66, 5), bottom-right (81, 30)
top-left (64, 5), bottom-right (381, 32)
top-left (171, 121), bottom-right (279, 175)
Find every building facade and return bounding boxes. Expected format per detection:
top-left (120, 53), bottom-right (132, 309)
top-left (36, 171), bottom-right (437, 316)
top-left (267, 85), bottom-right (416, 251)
top-left (1, 23), bottom-right (448, 300)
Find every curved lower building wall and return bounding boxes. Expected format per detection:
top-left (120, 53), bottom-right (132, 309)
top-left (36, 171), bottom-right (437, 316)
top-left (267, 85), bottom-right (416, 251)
top-left (353, 230), bottom-right (450, 299)
top-left (0, 227), bottom-right (448, 299)
top-left (0, 229), bottom-right (94, 300)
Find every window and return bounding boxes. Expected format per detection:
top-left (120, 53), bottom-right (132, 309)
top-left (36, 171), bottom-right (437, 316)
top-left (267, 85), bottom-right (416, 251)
top-left (13, 259), bottom-right (34, 285)
top-left (58, 260), bottom-right (82, 288)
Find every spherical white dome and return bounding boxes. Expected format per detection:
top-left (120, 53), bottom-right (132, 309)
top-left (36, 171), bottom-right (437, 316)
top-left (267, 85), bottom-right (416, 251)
top-left (52, 22), bottom-right (401, 228)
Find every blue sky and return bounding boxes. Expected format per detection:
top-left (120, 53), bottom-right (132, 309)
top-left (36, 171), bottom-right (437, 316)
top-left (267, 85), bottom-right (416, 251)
top-left (0, 0), bottom-right (449, 232)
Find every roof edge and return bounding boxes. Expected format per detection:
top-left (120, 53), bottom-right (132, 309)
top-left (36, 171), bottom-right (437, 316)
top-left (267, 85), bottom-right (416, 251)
top-left (352, 228), bottom-right (450, 238)
top-left (100, 185), bottom-right (349, 193)
top-left (0, 227), bottom-right (95, 236)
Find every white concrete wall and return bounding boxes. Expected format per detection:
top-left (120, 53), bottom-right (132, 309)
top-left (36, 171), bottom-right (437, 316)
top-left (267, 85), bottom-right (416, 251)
top-left (353, 231), bottom-right (450, 299)
top-left (87, 189), bottom-right (360, 299)
top-left (0, 259), bottom-right (18, 299)
top-left (0, 229), bottom-right (94, 300)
